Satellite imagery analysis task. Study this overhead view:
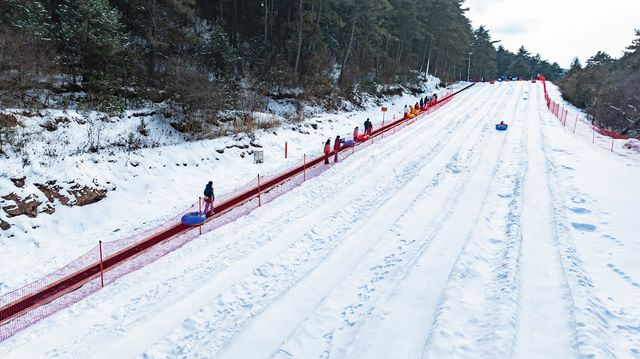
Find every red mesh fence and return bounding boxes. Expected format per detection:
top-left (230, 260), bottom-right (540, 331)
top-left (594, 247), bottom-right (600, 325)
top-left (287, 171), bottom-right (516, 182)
top-left (544, 91), bottom-right (640, 155)
top-left (0, 87), bottom-right (460, 342)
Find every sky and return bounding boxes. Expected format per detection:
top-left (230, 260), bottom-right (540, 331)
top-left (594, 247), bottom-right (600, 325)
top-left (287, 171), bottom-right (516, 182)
top-left (464, 0), bottom-right (640, 68)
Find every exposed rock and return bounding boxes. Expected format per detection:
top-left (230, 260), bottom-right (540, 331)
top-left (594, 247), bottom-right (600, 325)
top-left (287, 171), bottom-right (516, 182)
top-left (41, 203), bottom-right (55, 214)
top-left (67, 184), bottom-right (107, 207)
top-left (226, 144), bottom-right (249, 150)
top-left (35, 180), bottom-right (71, 206)
top-left (10, 177), bottom-right (26, 188)
top-left (216, 148), bottom-right (225, 154)
top-left (250, 141), bottom-right (263, 148)
top-left (0, 218), bottom-right (10, 230)
top-left (2, 193), bottom-right (41, 218)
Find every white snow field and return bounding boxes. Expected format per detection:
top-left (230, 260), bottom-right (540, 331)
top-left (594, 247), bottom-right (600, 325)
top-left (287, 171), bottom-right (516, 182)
top-left (1, 81), bottom-right (639, 358)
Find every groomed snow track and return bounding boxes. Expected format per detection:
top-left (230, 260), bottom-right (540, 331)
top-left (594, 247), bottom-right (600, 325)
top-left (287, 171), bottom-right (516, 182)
top-left (0, 84), bottom-right (472, 342)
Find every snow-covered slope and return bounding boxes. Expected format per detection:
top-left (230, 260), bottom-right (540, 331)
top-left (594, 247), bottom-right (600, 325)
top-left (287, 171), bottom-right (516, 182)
top-left (0, 77), bottom-right (444, 294)
top-left (1, 81), bottom-right (639, 358)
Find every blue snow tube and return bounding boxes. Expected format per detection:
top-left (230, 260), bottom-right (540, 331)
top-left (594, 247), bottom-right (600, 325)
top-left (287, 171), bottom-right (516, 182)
top-left (495, 124), bottom-right (508, 131)
top-left (343, 140), bottom-right (356, 147)
top-left (181, 211), bottom-right (207, 226)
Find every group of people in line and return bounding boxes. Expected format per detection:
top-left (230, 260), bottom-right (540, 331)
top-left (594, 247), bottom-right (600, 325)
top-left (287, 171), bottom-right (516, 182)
top-left (405, 93), bottom-right (438, 119)
top-left (323, 117), bottom-right (375, 164)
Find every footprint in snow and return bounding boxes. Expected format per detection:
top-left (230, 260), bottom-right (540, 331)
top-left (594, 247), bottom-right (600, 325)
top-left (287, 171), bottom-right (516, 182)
top-left (569, 207), bottom-right (590, 214)
top-left (571, 222), bottom-right (597, 232)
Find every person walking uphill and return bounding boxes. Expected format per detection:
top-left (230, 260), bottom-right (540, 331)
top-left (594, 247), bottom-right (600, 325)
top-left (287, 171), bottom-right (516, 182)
top-left (324, 139), bottom-right (331, 164)
top-left (203, 181), bottom-right (215, 215)
top-left (334, 135), bottom-right (342, 163)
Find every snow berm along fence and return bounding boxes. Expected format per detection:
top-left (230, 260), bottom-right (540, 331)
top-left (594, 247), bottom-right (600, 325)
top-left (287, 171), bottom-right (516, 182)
top-left (539, 75), bottom-right (640, 153)
top-left (0, 84), bottom-right (474, 341)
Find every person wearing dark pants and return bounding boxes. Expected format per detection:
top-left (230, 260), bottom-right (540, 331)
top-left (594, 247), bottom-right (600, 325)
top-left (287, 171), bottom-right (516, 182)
top-left (324, 139), bottom-right (331, 164)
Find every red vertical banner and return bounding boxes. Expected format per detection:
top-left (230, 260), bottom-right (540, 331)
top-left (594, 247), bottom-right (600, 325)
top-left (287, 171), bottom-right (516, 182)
top-left (285, 141), bottom-right (288, 159)
top-left (257, 174), bottom-right (262, 207)
top-left (573, 114), bottom-right (579, 133)
top-left (303, 154), bottom-right (306, 181)
top-left (99, 241), bottom-right (104, 288)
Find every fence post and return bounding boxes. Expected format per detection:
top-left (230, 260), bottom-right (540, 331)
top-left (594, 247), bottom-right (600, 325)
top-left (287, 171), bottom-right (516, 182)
top-left (285, 141), bottom-right (288, 159)
top-left (198, 197), bottom-right (202, 234)
top-left (611, 138), bottom-right (614, 152)
top-left (573, 114), bottom-right (578, 133)
top-left (592, 125), bottom-right (595, 144)
top-left (99, 241), bottom-right (104, 288)
top-left (303, 154), bottom-right (306, 181)
top-left (257, 174), bottom-right (261, 207)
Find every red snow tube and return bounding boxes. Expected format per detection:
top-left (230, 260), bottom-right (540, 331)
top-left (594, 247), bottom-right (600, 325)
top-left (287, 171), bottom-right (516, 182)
top-left (356, 134), bottom-right (370, 142)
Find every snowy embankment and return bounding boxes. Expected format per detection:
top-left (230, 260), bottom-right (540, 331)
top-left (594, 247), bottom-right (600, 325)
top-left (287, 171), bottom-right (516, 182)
top-left (1, 81), bottom-right (638, 358)
top-left (546, 82), bottom-right (640, 159)
top-left (0, 77), bottom-right (444, 294)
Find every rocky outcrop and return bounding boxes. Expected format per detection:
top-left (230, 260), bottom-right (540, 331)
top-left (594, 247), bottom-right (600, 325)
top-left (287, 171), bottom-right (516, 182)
top-left (67, 184), bottom-right (107, 206)
top-left (1, 179), bottom-right (110, 223)
top-left (10, 177), bottom-right (25, 188)
top-left (35, 180), bottom-right (70, 205)
top-left (0, 218), bottom-right (10, 230)
top-left (1, 193), bottom-right (41, 218)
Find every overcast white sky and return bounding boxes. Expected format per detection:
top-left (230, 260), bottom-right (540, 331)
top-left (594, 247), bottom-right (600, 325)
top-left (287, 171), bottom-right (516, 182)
top-left (464, 0), bottom-right (640, 68)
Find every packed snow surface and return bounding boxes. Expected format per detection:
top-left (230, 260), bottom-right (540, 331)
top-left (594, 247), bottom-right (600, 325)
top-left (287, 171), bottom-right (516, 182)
top-left (1, 81), bottom-right (639, 358)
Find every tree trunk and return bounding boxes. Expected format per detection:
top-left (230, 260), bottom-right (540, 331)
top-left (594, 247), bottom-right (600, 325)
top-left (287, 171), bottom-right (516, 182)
top-left (338, 4), bottom-right (357, 87)
top-left (294, 0), bottom-right (304, 83)
top-left (264, 0), bottom-right (268, 40)
top-left (392, 36), bottom-right (404, 74)
top-left (425, 43), bottom-right (432, 76)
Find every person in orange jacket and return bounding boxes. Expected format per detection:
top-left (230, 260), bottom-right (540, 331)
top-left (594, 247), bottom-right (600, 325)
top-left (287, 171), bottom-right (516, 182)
top-left (323, 138), bottom-right (331, 164)
top-left (333, 135), bottom-right (342, 162)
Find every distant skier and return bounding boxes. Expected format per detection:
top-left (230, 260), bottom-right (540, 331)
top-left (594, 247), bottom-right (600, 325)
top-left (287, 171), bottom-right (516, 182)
top-left (404, 105), bottom-right (409, 118)
top-left (353, 126), bottom-right (359, 141)
top-left (203, 181), bottom-right (215, 215)
top-left (323, 138), bottom-right (331, 164)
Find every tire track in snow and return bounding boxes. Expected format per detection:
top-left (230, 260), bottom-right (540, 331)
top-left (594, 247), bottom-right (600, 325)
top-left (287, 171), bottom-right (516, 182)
top-left (334, 82), bottom-right (522, 359)
top-left (419, 81), bottom-right (531, 358)
top-left (512, 81), bottom-right (579, 358)
top-left (262, 83), bottom-right (518, 359)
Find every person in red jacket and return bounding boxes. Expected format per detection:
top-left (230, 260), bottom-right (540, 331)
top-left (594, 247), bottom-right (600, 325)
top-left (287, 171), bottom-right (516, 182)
top-left (323, 138), bottom-right (331, 164)
top-left (353, 126), bottom-right (359, 141)
top-left (333, 135), bottom-right (342, 162)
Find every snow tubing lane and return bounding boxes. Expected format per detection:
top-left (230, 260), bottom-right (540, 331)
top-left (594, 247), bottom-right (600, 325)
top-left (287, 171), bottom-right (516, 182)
top-left (0, 83), bottom-right (475, 330)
